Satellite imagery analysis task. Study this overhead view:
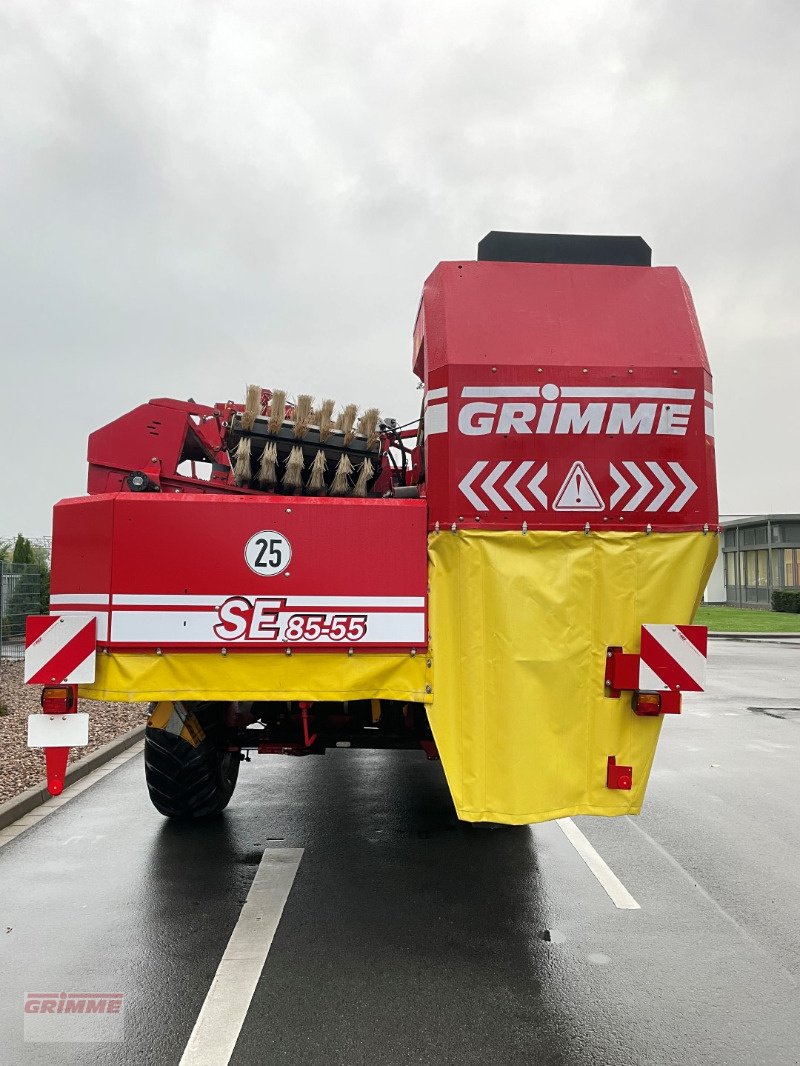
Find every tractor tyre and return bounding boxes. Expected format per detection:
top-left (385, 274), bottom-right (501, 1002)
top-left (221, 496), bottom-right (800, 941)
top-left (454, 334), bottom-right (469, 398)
top-left (144, 701), bottom-right (240, 819)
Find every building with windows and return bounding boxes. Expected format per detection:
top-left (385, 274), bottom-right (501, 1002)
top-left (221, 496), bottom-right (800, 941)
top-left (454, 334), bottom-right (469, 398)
top-left (715, 515), bottom-right (800, 606)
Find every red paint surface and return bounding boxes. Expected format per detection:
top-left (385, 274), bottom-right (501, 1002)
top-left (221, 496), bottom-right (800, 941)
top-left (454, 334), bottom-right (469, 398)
top-left (416, 261), bottom-right (718, 531)
top-left (49, 494), bottom-right (428, 652)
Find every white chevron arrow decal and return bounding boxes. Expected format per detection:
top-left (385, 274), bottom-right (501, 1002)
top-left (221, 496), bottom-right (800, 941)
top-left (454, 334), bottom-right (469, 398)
top-left (609, 464), bottom-right (629, 509)
top-left (527, 463), bottom-right (548, 508)
top-left (668, 462), bottom-right (698, 511)
top-left (458, 460), bottom-right (549, 511)
top-left (482, 461), bottom-right (513, 511)
top-left (458, 461), bottom-right (490, 511)
top-left (609, 460), bottom-right (698, 513)
top-left (505, 461), bottom-right (535, 510)
top-left (622, 461), bottom-right (653, 511)
top-left (645, 461), bottom-right (675, 511)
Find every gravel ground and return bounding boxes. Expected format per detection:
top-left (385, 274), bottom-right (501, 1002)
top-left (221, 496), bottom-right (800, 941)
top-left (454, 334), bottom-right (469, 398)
top-left (0, 661), bottom-right (149, 804)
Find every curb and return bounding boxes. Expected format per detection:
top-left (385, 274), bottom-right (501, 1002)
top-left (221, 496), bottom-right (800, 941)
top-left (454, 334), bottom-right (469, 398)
top-left (708, 631), bottom-right (800, 640)
top-left (0, 724), bottom-right (146, 833)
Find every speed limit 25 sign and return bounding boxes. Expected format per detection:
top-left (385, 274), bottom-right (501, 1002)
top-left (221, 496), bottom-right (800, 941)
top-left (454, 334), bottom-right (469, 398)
top-left (244, 531), bottom-right (292, 576)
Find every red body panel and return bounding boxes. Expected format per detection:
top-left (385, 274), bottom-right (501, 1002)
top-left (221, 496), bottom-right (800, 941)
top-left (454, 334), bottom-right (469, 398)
top-left (87, 398), bottom-right (238, 495)
top-left (416, 261), bottom-right (718, 531)
top-left (50, 495), bottom-right (427, 652)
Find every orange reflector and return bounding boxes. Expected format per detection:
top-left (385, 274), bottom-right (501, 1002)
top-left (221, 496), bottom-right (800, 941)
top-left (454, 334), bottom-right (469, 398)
top-left (633, 692), bottom-right (661, 716)
top-left (41, 686), bottom-right (75, 713)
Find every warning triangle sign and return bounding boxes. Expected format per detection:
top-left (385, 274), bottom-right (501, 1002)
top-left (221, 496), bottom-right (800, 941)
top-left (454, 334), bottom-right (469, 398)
top-left (553, 461), bottom-right (604, 511)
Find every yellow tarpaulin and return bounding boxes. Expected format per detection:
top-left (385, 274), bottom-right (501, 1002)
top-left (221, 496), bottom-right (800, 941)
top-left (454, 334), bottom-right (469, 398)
top-left (82, 650), bottom-right (430, 705)
top-left (426, 529), bottom-right (717, 824)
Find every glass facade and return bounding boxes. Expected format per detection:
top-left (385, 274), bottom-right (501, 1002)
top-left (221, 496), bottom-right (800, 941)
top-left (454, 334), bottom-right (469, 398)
top-left (723, 519), bottom-right (800, 605)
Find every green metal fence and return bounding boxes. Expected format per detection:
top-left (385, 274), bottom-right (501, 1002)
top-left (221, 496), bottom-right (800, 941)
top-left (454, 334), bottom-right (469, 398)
top-left (0, 562), bottom-right (41, 662)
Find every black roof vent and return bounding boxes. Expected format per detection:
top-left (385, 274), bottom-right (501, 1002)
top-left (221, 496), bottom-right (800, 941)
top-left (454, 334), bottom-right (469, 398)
top-left (477, 231), bottom-right (652, 267)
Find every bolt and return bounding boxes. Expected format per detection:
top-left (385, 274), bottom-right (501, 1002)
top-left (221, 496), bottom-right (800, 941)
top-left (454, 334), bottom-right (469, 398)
top-left (425, 684), bottom-right (432, 694)
top-left (286, 507), bottom-right (292, 513)
top-left (605, 679), bottom-right (611, 687)
top-left (451, 523), bottom-right (457, 533)
top-left (348, 648), bottom-right (354, 656)
top-left (221, 648), bottom-right (227, 656)
top-left (410, 648), bottom-right (417, 657)
top-left (522, 521), bottom-right (528, 534)
top-left (285, 648), bottom-right (292, 656)
top-left (156, 647), bottom-right (162, 656)
top-left (426, 659), bottom-right (432, 668)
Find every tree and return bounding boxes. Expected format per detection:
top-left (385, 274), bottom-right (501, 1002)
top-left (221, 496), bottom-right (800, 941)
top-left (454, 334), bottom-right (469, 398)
top-left (3, 534), bottom-right (50, 615)
top-left (28, 540), bottom-right (51, 615)
top-left (11, 534), bottom-right (35, 565)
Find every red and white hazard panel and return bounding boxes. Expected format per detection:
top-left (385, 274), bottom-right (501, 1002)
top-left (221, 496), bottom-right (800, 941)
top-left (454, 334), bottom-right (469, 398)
top-left (24, 614), bottom-right (97, 685)
top-left (638, 624), bottom-right (707, 693)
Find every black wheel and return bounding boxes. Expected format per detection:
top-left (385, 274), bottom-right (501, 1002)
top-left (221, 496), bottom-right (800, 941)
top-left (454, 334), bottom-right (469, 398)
top-left (144, 701), bottom-right (240, 819)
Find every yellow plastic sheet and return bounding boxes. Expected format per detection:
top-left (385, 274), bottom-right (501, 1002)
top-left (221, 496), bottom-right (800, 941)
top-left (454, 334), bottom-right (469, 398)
top-left (426, 529), bottom-right (717, 824)
top-left (81, 650), bottom-right (430, 705)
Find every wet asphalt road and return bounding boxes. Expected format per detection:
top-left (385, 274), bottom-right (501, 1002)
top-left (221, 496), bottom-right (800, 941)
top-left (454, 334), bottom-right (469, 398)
top-left (1, 639), bottom-right (799, 1066)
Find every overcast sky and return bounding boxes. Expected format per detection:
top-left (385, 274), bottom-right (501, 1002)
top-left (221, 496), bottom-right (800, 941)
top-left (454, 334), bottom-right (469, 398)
top-left (2, 0), bottom-right (798, 536)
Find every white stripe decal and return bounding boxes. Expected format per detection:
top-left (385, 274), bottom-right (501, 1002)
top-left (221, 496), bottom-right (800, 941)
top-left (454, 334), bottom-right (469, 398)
top-left (704, 391), bottom-right (714, 404)
top-left (425, 386), bottom-right (448, 403)
top-left (425, 403), bottom-right (448, 436)
top-left (179, 849), bottom-right (304, 1066)
top-left (111, 595), bottom-right (425, 608)
top-left (110, 611), bottom-right (426, 645)
top-left (461, 386), bottom-right (540, 398)
top-left (559, 387), bottom-right (696, 399)
top-left (50, 609), bottom-right (109, 642)
top-left (50, 593), bottom-right (111, 605)
top-left (114, 594), bottom-right (230, 607)
top-left (705, 405), bottom-right (715, 437)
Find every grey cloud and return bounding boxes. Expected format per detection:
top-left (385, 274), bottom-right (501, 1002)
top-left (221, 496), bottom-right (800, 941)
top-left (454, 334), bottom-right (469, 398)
top-left (1, 0), bottom-right (798, 533)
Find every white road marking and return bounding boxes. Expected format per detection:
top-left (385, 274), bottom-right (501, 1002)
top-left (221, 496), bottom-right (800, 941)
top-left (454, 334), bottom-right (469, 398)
top-left (180, 848), bottom-right (304, 1066)
top-left (556, 818), bottom-right (641, 910)
top-left (0, 743), bottom-right (143, 849)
